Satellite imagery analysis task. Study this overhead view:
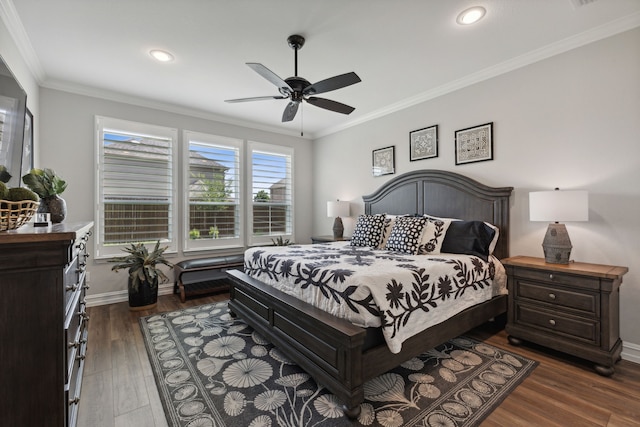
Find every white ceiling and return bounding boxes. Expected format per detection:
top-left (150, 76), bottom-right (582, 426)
top-left (4, 0), bottom-right (640, 138)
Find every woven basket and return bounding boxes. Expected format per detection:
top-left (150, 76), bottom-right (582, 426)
top-left (0, 199), bottom-right (39, 231)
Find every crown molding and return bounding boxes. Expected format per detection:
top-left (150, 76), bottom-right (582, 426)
top-left (0, 0), bottom-right (45, 82)
top-left (316, 12), bottom-right (640, 139)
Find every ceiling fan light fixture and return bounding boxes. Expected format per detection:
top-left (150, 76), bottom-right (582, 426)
top-left (456, 6), bottom-right (486, 25)
top-left (149, 49), bottom-right (174, 62)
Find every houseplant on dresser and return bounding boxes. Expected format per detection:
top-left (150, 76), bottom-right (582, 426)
top-left (22, 167), bottom-right (67, 223)
top-left (109, 240), bottom-right (173, 310)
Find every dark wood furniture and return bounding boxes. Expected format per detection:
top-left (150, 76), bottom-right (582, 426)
top-left (0, 221), bottom-right (93, 427)
top-left (503, 255), bottom-right (628, 376)
top-left (310, 235), bottom-right (351, 243)
top-left (173, 255), bottom-right (244, 302)
top-left (227, 169), bottom-right (513, 416)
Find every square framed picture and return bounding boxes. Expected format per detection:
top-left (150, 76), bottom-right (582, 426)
top-left (409, 125), bottom-right (438, 161)
top-left (455, 122), bottom-right (493, 165)
top-left (372, 146), bottom-right (395, 177)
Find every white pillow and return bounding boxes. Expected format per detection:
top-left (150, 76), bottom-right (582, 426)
top-left (418, 215), bottom-right (452, 254)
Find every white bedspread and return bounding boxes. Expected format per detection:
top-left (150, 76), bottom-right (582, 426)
top-left (244, 241), bottom-right (506, 354)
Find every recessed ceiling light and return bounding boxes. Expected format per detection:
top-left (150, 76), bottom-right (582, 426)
top-left (456, 6), bottom-right (486, 25)
top-left (149, 49), bottom-right (174, 62)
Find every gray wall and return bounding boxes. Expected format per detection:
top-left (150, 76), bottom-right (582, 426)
top-left (312, 28), bottom-right (640, 360)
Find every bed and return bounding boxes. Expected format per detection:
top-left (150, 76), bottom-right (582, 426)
top-left (227, 169), bottom-right (513, 417)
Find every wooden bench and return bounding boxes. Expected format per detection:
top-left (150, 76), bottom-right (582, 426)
top-left (173, 255), bottom-right (244, 302)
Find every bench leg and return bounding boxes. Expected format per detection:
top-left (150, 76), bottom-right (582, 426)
top-left (178, 280), bottom-right (186, 303)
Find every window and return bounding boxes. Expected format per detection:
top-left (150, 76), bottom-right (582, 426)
top-left (95, 117), bottom-right (178, 258)
top-left (183, 131), bottom-right (243, 251)
top-left (248, 141), bottom-right (294, 246)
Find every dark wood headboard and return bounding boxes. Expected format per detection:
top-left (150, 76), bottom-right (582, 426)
top-left (362, 170), bottom-right (513, 260)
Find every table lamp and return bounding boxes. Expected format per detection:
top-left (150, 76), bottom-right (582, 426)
top-left (529, 188), bottom-right (588, 264)
top-left (327, 200), bottom-right (350, 239)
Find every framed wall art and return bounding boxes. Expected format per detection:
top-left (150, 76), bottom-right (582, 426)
top-left (409, 125), bottom-right (438, 161)
top-left (455, 122), bottom-right (493, 165)
top-left (20, 108), bottom-right (33, 177)
top-left (372, 146), bottom-right (395, 177)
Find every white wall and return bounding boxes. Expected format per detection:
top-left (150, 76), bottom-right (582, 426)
top-left (38, 88), bottom-right (313, 299)
top-left (313, 28), bottom-right (640, 357)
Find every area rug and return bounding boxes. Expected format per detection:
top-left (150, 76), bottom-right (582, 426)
top-left (140, 301), bottom-right (536, 427)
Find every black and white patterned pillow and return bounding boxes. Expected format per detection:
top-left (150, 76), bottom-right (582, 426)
top-left (384, 216), bottom-right (428, 254)
top-left (417, 215), bottom-right (452, 254)
top-left (350, 214), bottom-right (387, 248)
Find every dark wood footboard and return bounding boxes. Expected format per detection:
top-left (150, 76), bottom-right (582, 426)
top-left (227, 269), bottom-right (507, 416)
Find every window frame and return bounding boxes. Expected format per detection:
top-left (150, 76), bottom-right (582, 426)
top-left (182, 130), bottom-right (244, 252)
top-left (247, 141), bottom-right (295, 247)
top-left (94, 116), bottom-right (179, 259)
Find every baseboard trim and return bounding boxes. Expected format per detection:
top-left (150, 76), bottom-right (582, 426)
top-left (84, 283), bottom-right (175, 307)
top-left (622, 341), bottom-right (640, 364)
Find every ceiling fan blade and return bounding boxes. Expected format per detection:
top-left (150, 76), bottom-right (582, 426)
top-left (247, 63), bottom-right (292, 94)
top-left (225, 95), bottom-right (286, 103)
top-left (282, 101), bottom-right (299, 122)
top-left (306, 97), bottom-right (355, 115)
top-left (303, 72), bottom-right (361, 96)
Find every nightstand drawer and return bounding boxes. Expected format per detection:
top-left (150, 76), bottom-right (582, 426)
top-left (512, 268), bottom-right (600, 291)
top-left (515, 280), bottom-right (599, 316)
top-left (515, 304), bottom-right (599, 345)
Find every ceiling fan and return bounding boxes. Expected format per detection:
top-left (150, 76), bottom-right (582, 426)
top-left (225, 34), bottom-right (361, 123)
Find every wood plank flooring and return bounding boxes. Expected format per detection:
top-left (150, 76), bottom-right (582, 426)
top-left (77, 293), bottom-right (640, 427)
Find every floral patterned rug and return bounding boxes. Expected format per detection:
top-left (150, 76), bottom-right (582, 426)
top-left (140, 301), bottom-right (536, 427)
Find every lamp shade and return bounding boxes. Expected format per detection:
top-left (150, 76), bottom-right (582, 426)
top-left (327, 201), bottom-right (350, 218)
top-left (529, 190), bottom-right (588, 222)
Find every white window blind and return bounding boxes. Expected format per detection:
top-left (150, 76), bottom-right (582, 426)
top-left (183, 131), bottom-right (243, 251)
top-left (248, 142), bottom-right (293, 246)
top-left (95, 116), bottom-right (178, 258)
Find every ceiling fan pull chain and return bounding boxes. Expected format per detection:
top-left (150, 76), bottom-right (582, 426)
top-left (300, 103), bottom-right (304, 137)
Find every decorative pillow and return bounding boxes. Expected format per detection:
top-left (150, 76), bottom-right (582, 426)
top-left (350, 214), bottom-right (386, 248)
top-left (376, 214), bottom-right (397, 249)
top-left (417, 215), bottom-right (452, 255)
top-left (485, 222), bottom-right (500, 255)
top-left (440, 220), bottom-right (496, 261)
top-left (384, 216), bottom-right (428, 254)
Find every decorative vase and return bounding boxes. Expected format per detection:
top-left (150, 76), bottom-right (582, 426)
top-left (128, 276), bottom-right (159, 311)
top-left (37, 195), bottom-right (67, 223)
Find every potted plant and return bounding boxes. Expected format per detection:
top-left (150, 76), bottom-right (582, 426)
top-left (22, 168), bottom-right (68, 223)
top-left (109, 240), bottom-right (173, 310)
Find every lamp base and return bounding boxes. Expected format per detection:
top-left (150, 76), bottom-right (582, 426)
top-left (332, 217), bottom-right (344, 239)
top-left (542, 223), bottom-right (572, 264)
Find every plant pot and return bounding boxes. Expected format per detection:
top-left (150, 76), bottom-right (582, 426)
top-left (128, 276), bottom-right (159, 311)
top-left (37, 195), bottom-right (67, 223)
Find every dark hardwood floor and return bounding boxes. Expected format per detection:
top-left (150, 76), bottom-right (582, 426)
top-left (77, 293), bottom-right (640, 427)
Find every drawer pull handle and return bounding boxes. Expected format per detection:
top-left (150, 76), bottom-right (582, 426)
top-left (549, 319), bottom-right (556, 326)
top-left (76, 354), bottom-right (86, 361)
top-left (66, 284), bottom-right (78, 292)
top-left (69, 397), bottom-right (80, 405)
top-left (68, 340), bottom-right (80, 349)
top-left (549, 274), bottom-right (554, 280)
top-left (549, 293), bottom-right (556, 300)
top-left (76, 242), bottom-right (86, 251)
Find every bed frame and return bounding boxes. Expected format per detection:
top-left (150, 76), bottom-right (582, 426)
top-left (227, 169), bottom-right (513, 417)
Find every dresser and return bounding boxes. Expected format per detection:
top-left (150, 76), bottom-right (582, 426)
top-left (0, 221), bottom-right (93, 427)
top-left (502, 256), bottom-right (628, 376)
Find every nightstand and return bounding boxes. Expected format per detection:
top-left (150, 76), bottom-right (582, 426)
top-left (502, 256), bottom-right (628, 376)
top-left (311, 235), bottom-right (351, 244)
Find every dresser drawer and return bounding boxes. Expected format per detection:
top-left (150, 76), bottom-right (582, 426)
top-left (515, 279), bottom-right (599, 316)
top-left (515, 303), bottom-right (599, 345)
top-left (65, 289), bottom-right (87, 385)
top-left (66, 333), bottom-right (87, 427)
top-left (64, 256), bottom-right (82, 314)
top-left (511, 268), bottom-right (600, 291)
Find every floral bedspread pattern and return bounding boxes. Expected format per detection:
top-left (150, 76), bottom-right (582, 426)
top-left (244, 242), bottom-right (506, 354)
